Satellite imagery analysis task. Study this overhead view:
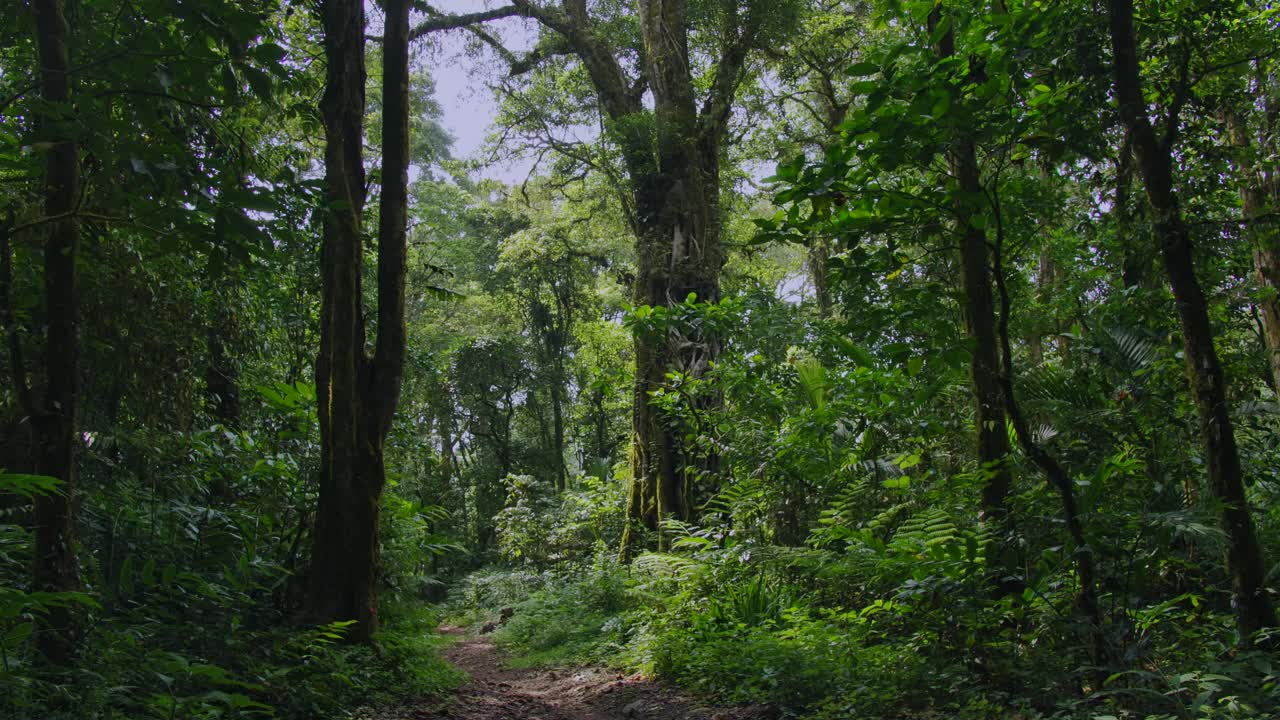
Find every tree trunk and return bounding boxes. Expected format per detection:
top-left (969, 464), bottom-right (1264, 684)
top-left (1114, 135), bottom-right (1153, 290)
top-left (1, 213), bottom-right (35, 478)
top-left (30, 0), bottom-right (81, 665)
top-left (205, 152), bottom-right (244, 501)
top-left (1027, 245), bottom-right (1053, 366)
top-left (205, 148), bottom-right (245, 433)
top-left (1225, 108), bottom-right (1280, 393)
top-left (307, 0), bottom-right (411, 643)
top-left (440, 400), bottom-right (458, 487)
top-left (622, 0), bottom-right (725, 555)
top-left (1108, 0), bottom-right (1276, 641)
top-left (549, 377), bottom-right (567, 490)
top-left (929, 5), bottom-right (1015, 588)
top-left (807, 238), bottom-right (834, 318)
top-left (993, 219), bottom-right (1107, 671)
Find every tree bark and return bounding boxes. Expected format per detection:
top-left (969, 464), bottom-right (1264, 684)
top-left (549, 377), bottom-right (567, 490)
top-left (807, 238), bottom-right (834, 318)
top-left (1107, 0), bottom-right (1276, 641)
top-left (30, 0), bottom-right (81, 665)
top-left (307, 0), bottom-right (411, 643)
top-left (205, 146), bottom-right (245, 433)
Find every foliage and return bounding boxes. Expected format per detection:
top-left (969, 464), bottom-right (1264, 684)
top-left (2, 0), bottom-right (1280, 718)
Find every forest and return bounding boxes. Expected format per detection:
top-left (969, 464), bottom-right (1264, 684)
top-left (2, 0), bottom-right (1279, 718)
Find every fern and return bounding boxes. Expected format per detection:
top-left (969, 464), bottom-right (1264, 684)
top-left (1019, 364), bottom-right (1099, 411)
top-left (701, 477), bottom-right (767, 524)
top-left (889, 508), bottom-right (958, 554)
top-left (632, 552), bottom-right (707, 582)
top-left (1103, 326), bottom-right (1157, 373)
top-left (794, 356), bottom-right (828, 410)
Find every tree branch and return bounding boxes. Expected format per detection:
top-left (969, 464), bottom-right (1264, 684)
top-left (699, 0), bottom-right (756, 143)
top-left (10, 210), bottom-right (130, 235)
top-left (407, 4), bottom-right (530, 41)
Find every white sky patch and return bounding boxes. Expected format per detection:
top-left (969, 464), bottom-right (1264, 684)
top-left (414, 0), bottom-right (539, 183)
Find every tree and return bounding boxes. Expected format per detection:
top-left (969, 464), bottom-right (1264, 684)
top-left (23, 0), bottom-right (81, 665)
top-left (306, 0), bottom-right (412, 642)
top-left (1222, 61), bottom-right (1280, 392)
top-left (1107, 0), bottom-right (1276, 641)
top-left (411, 0), bottom-right (798, 552)
top-left (926, 4), bottom-right (1015, 577)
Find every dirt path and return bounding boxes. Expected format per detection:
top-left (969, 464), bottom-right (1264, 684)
top-left (397, 627), bottom-right (772, 720)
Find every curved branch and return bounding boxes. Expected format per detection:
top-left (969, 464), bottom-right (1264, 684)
top-left (407, 4), bottom-right (530, 41)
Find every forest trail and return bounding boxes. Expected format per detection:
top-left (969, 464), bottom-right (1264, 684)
top-left (401, 626), bottom-right (773, 720)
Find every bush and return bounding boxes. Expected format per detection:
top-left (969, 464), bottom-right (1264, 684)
top-left (494, 473), bottom-right (625, 568)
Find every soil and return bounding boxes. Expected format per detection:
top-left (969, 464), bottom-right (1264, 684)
top-left (367, 626), bottom-right (774, 720)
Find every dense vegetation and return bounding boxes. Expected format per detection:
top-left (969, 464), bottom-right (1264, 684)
top-left (2, 0), bottom-right (1279, 718)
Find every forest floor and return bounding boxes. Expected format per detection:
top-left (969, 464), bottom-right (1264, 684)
top-left (371, 626), bottom-right (774, 720)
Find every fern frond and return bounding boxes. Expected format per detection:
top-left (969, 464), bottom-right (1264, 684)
top-left (795, 356), bottom-right (828, 410)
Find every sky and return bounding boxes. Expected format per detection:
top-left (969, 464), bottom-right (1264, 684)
top-left (416, 1), bottom-right (539, 182)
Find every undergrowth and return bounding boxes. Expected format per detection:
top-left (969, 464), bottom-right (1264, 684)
top-left (4, 599), bottom-right (462, 720)
top-left (445, 552), bottom-right (1280, 720)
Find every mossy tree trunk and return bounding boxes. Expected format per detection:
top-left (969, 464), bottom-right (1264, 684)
top-left (307, 0), bottom-right (411, 643)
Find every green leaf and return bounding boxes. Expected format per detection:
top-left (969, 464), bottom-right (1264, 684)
top-left (0, 472), bottom-right (63, 498)
top-left (242, 66), bottom-right (273, 101)
top-left (847, 61), bottom-right (879, 76)
top-left (251, 42), bottom-right (288, 65)
top-left (894, 452), bottom-right (921, 470)
top-left (907, 356), bottom-right (924, 377)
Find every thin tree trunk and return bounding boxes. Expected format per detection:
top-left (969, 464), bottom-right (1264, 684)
top-left (1027, 245), bottom-right (1052, 366)
top-left (307, 0), bottom-right (411, 643)
top-left (593, 387), bottom-right (609, 462)
top-left (807, 238), bottom-right (834, 318)
top-left (549, 377), bottom-right (567, 490)
top-left (992, 208), bottom-right (1107, 671)
top-left (1108, 0), bottom-right (1276, 641)
top-left (1, 211), bottom-right (34, 475)
top-left (1224, 109), bottom-right (1280, 393)
top-left (440, 400), bottom-right (457, 487)
top-left (205, 148), bottom-right (244, 501)
top-left (929, 4), bottom-right (1016, 590)
top-left (1114, 135), bottom-right (1153, 290)
top-left (205, 149), bottom-right (244, 432)
top-left (30, 0), bottom-right (80, 665)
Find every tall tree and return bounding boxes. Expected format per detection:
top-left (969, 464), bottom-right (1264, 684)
top-left (411, 0), bottom-right (796, 552)
top-left (307, 0), bottom-right (411, 642)
top-left (1107, 0), bottom-right (1276, 640)
top-left (22, 0), bottom-right (82, 665)
top-left (928, 4), bottom-right (1015, 580)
